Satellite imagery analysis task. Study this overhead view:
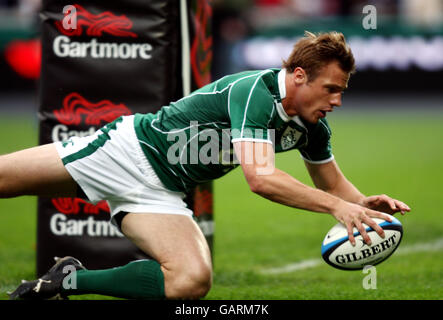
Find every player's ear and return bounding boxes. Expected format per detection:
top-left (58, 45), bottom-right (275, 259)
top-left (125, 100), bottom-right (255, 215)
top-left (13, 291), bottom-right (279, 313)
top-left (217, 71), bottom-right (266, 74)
top-left (293, 67), bottom-right (307, 85)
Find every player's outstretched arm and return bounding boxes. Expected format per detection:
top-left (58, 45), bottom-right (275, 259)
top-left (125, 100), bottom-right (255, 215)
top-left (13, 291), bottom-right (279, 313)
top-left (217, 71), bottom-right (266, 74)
top-left (304, 160), bottom-right (411, 215)
top-left (233, 141), bottom-right (391, 245)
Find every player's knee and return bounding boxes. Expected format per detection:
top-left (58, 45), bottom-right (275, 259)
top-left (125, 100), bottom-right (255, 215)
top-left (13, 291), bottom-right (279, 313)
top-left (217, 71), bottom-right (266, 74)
top-left (177, 266), bottom-right (212, 299)
top-left (165, 261), bottom-right (212, 299)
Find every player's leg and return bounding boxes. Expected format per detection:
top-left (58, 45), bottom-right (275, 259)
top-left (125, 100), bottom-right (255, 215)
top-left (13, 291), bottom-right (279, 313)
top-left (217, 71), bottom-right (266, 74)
top-left (73, 213), bottom-right (212, 299)
top-left (7, 116), bottom-right (211, 299)
top-left (120, 213), bottom-right (212, 299)
top-left (10, 212), bottom-right (212, 300)
top-left (0, 143), bottom-right (77, 198)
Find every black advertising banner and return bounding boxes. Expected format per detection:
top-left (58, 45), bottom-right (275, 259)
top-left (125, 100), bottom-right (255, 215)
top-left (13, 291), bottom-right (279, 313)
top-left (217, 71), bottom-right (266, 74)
top-left (37, 0), bottom-right (214, 276)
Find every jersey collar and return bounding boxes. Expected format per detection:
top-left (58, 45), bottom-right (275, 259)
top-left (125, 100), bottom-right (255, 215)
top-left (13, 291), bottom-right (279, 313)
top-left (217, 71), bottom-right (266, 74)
top-left (276, 68), bottom-right (308, 131)
top-left (293, 116), bottom-right (307, 130)
top-left (278, 68), bottom-right (286, 100)
top-left (275, 69), bottom-right (290, 122)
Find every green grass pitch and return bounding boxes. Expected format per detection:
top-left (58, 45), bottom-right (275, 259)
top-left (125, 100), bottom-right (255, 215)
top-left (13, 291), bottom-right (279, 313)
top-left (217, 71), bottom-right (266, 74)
top-left (0, 110), bottom-right (442, 300)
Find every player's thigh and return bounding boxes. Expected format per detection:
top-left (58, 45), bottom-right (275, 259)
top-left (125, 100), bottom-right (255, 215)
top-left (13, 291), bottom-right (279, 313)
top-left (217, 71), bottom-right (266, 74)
top-left (121, 212), bottom-right (212, 268)
top-left (121, 213), bottom-right (212, 295)
top-left (0, 143), bottom-right (77, 197)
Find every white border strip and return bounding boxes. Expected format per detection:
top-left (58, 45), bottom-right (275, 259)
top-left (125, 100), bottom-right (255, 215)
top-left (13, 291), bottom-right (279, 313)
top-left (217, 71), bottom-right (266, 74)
top-left (180, 0), bottom-right (191, 96)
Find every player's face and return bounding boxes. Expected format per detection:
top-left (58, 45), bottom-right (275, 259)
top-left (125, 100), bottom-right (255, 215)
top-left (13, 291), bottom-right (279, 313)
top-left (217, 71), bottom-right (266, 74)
top-left (286, 61), bottom-right (349, 124)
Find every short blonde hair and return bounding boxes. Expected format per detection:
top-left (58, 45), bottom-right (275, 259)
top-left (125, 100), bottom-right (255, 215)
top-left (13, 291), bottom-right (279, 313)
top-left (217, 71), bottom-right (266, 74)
top-left (282, 31), bottom-right (356, 81)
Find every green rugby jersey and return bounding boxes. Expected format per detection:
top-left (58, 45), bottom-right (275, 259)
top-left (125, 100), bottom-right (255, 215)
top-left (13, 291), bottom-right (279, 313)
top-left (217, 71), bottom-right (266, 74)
top-left (133, 68), bottom-right (334, 193)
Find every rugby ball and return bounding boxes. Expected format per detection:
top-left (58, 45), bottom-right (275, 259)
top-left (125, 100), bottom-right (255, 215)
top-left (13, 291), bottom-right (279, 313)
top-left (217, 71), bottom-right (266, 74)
top-left (321, 216), bottom-right (403, 270)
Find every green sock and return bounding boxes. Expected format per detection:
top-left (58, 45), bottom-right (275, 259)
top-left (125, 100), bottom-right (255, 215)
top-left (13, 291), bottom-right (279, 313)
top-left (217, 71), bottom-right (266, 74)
top-left (61, 259), bottom-right (165, 299)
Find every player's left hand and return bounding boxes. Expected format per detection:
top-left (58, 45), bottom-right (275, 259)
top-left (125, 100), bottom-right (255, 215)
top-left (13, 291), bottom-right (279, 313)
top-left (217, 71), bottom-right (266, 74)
top-left (361, 194), bottom-right (411, 215)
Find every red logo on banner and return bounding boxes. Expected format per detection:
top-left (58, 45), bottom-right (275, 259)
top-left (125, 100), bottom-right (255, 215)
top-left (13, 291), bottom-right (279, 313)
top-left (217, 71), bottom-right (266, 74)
top-left (193, 189), bottom-right (213, 217)
top-left (55, 4), bottom-right (137, 38)
top-left (191, 0), bottom-right (213, 88)
top-left (52, 198), bottom-right (110, 215)
top-left (53, 92), bottom-right (132, 126)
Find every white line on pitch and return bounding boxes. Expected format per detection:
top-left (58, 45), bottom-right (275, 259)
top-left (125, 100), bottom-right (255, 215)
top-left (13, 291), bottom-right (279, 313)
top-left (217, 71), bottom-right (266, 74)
top-left (260, 237), bottom-right (443, 275)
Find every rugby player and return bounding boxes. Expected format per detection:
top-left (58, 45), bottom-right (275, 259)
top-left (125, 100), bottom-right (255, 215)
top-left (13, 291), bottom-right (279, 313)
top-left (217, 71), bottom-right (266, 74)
top-left (2, 31), bottom-right (410, 300)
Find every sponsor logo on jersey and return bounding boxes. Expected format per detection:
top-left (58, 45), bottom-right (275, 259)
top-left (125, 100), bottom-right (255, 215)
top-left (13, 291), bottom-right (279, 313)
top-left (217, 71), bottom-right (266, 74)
top-left (280, 126), bottom-right (303, 150)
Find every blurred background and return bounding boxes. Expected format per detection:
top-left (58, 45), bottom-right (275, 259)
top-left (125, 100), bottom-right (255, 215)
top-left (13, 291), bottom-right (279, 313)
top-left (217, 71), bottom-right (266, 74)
top-left (1, 0), bottom-right (442, 115)
top-left (0, 0), bottom-right (40, 116)
top-left (212, 0), bottom-right (443, 90)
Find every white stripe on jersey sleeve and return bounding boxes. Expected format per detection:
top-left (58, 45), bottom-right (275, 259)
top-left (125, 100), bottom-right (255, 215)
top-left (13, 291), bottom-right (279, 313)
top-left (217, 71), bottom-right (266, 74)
top-left (231, 138), bottom-right (274, 145)
top-left (227, 72), bottom-right (269, 119)
top-left (300, 154), bottom-right (335, 164)
top-left (240, 70), bottom-right (274, 139)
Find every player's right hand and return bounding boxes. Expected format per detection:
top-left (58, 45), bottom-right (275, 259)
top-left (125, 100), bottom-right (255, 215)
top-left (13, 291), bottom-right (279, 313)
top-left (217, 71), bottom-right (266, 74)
top-left (331, 200), bottom-right (393, 247)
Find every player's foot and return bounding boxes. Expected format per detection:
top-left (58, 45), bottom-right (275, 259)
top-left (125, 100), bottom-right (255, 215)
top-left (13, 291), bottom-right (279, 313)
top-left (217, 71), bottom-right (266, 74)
top-left (8, 256), bottom-right (86, 300)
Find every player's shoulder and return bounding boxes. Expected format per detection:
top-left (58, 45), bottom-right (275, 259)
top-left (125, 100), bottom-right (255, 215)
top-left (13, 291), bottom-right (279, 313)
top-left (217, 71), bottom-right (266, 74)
top-left (221, 68), bottom-right (278, 88)
top-left (227, 69), bottom-right (279, 101)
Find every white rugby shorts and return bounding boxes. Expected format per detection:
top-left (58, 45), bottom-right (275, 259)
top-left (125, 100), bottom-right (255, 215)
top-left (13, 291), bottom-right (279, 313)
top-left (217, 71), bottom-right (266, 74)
top-left (54, 115), bottom-right (193, 228)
